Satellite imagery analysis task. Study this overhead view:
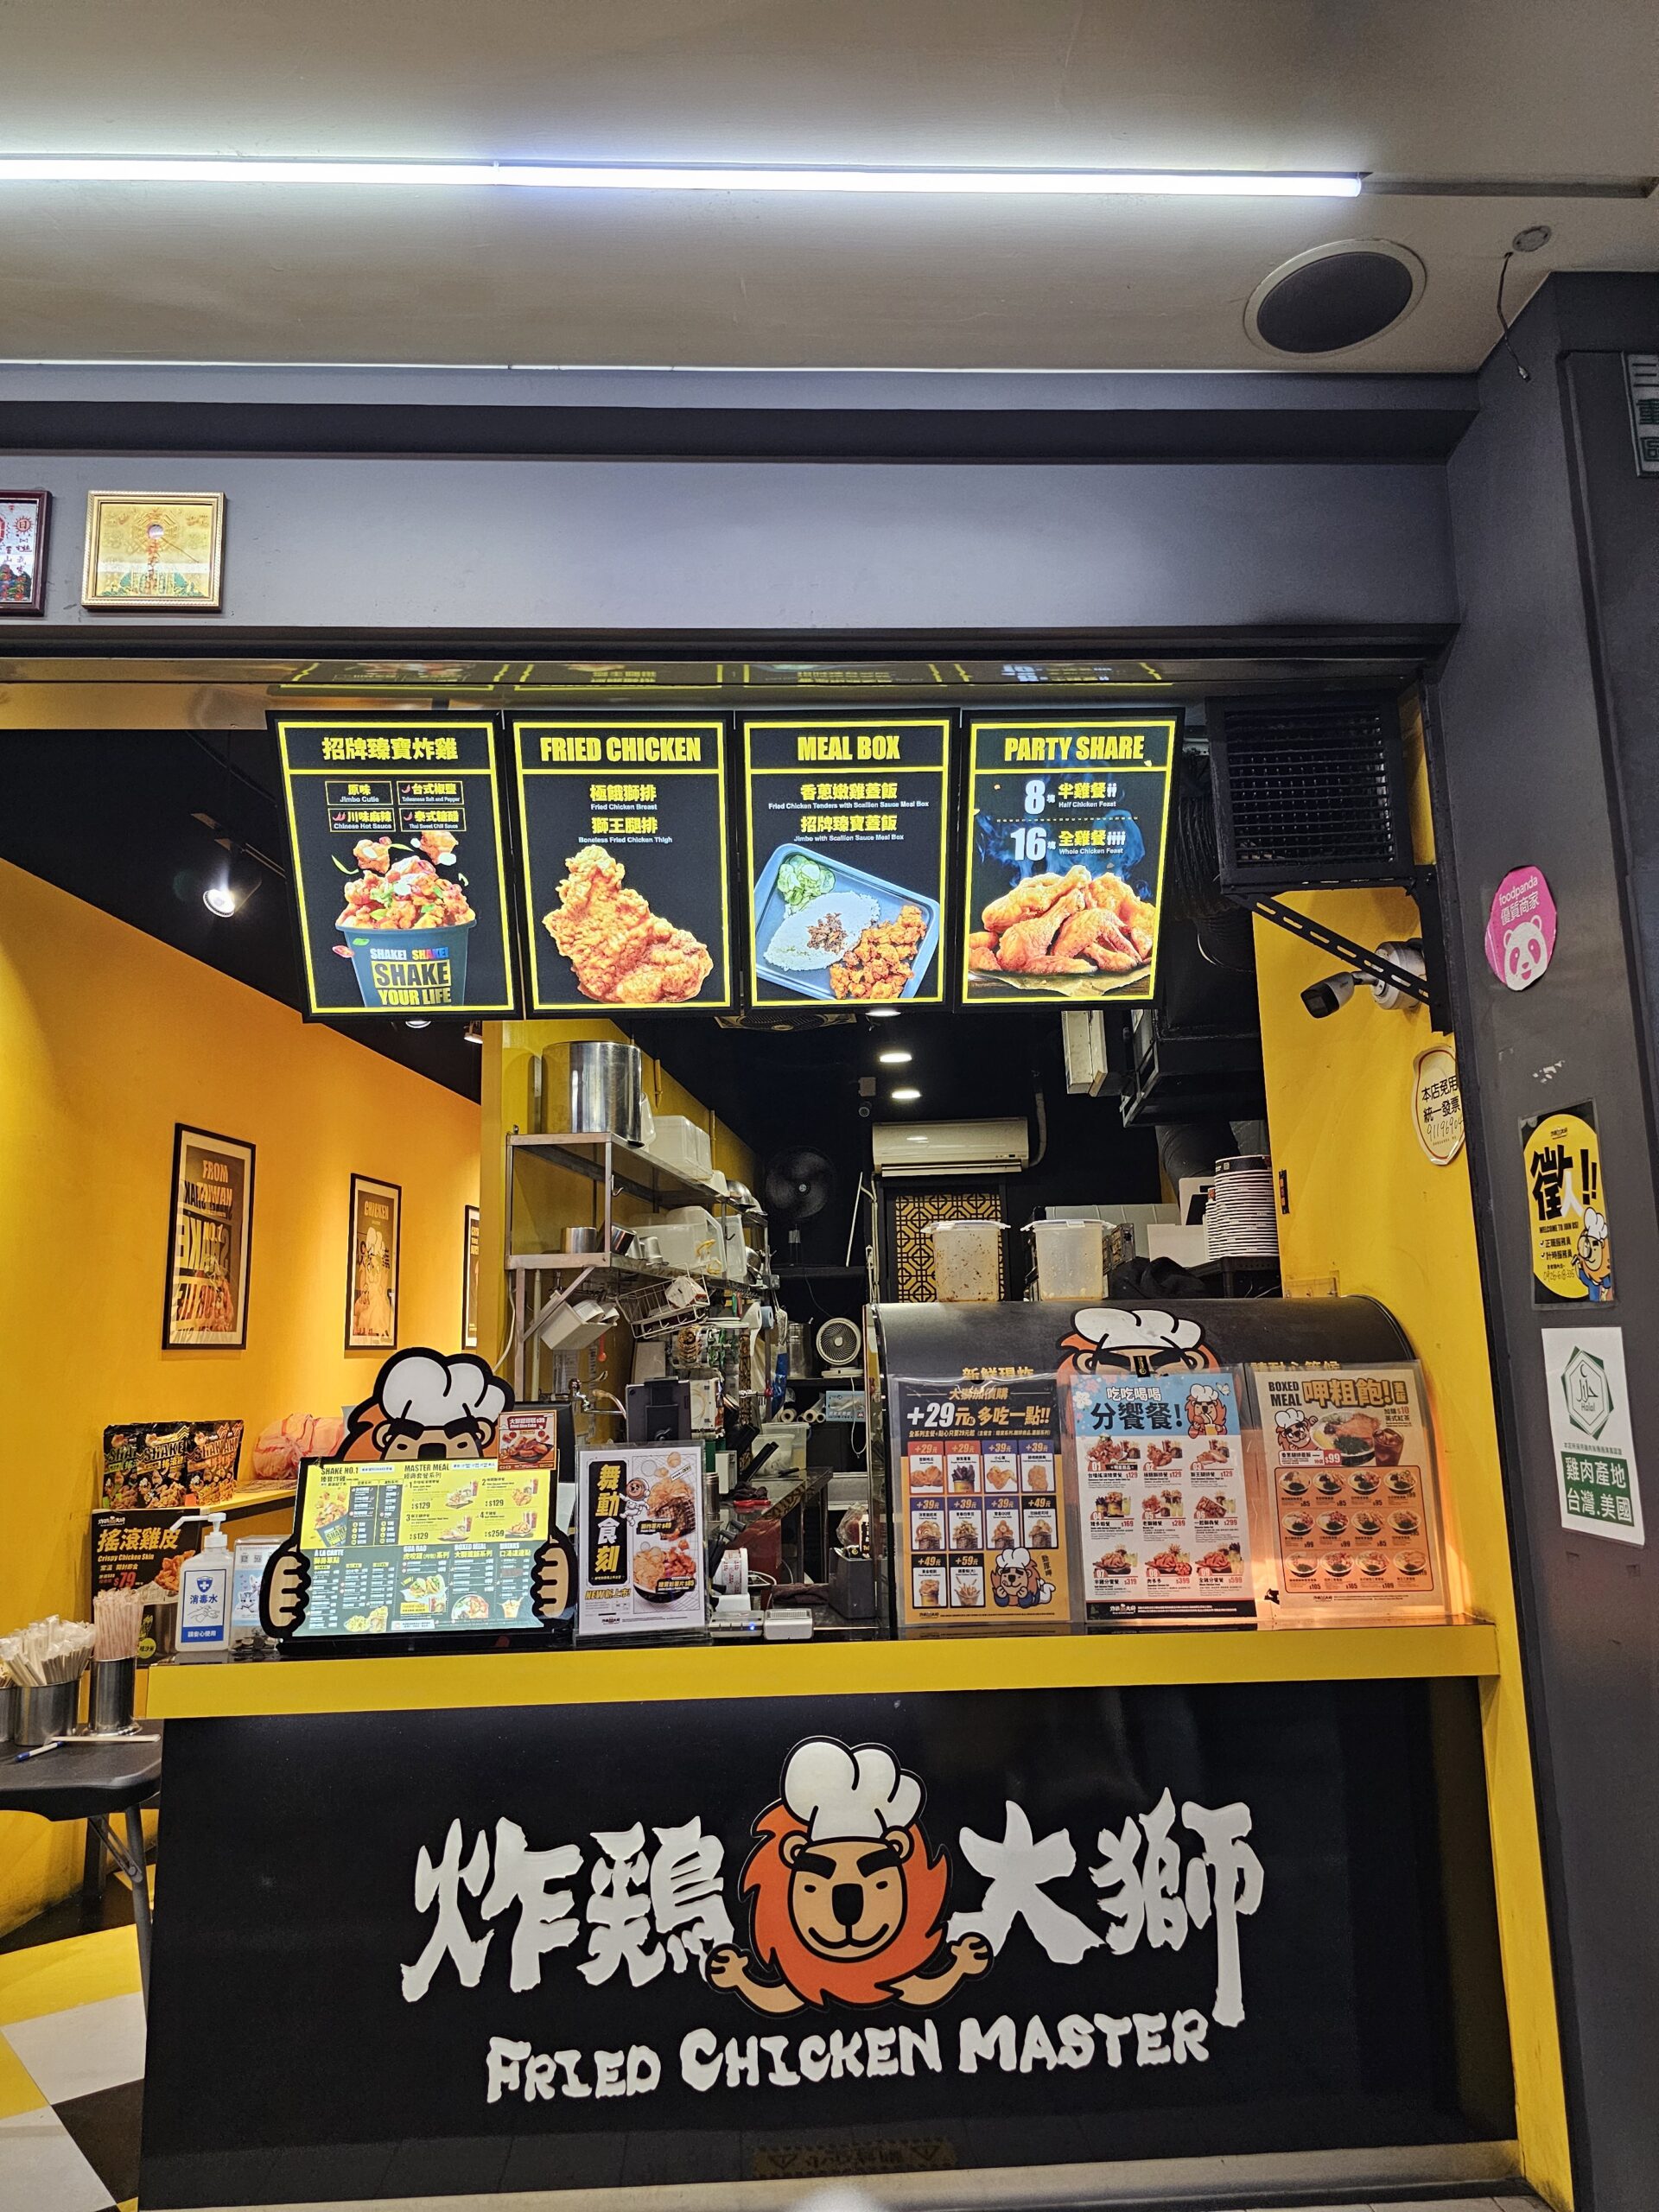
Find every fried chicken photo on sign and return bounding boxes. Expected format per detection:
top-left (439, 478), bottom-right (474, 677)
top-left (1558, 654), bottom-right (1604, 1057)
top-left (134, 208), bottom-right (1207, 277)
top-left (543, 844), bottom-right (713, 1004)
top-left (830, 902), bottom-right (928, 1001)
top-left (973, 866), bottom-right (1156, 982)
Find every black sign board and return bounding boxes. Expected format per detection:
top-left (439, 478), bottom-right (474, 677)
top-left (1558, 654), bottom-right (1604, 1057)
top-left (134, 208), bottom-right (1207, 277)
top-left (510, 718), bottom-right (733, 1014)
top-left (274, 715), bottom-right (518, 1020)
top-left (961, 715), bottom-right (1179, 1007)
top-left (140, 1679), bottom-right (1503, 2206)
top-left (743, 716), bottom-right (949, 1007)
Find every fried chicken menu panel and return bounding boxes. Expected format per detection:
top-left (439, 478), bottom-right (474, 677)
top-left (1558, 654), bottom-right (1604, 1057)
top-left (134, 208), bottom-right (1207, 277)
top-left (576, 1446), bottom-right (708, 1638)
top-left (511, 719), bottom-right (733, 1013)
top-left (1245, 1363), bottom-right (1451, 1619)
top-left (741, 716), bottom-right (949, 1006)
top-left (1064, 1371), bottom-right (1259, 1627)
top-left (896, 1377), bottom-right (1074, 1630)
top-left (961, 715), bottom-right (1179, 1006)
top-left (274, 715), bottom-right (519, 1019)
top-left (293, 1460), bottom-right (549, 1637)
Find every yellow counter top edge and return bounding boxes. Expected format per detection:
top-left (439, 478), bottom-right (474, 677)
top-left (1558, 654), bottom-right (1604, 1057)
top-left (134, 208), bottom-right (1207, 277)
top-left (149, 1620), bottom-right (1500, 1719)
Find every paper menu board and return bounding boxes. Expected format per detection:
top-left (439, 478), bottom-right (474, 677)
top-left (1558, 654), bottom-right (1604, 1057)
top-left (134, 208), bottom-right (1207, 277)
top-left (1245, 1364), bottom-right (1449, 1618)
top-left (291, 1459), bottom-right (549, 1637)
top-left (742, 716), bottom-right (949, 1007)
top-left (1064, 1371), bottom-right (1257, 1626)
top-left (961, 715), bottom-right (1179, 1005)
top-left (510, 718), bottom-right (733, 1014)
top-left (895, 1378), bottom-right (1072, 1629)
top-left (576, 1446), bottom-right (708, 1638)
top-left (274, 716), bottom-right (518, 1020)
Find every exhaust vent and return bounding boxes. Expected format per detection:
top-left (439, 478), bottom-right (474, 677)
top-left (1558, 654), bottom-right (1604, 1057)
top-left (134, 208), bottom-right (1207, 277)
top-left (1207, 693), bottom-right (1414, 893)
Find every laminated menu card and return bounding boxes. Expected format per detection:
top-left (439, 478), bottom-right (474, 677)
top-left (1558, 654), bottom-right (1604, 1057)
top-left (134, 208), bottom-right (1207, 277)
top-left (575, 1446), bottom-right (707, 1638)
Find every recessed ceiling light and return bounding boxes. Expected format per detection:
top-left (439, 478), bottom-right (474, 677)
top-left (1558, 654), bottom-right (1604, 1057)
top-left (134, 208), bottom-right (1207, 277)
top-left (0, 157), bottom-right (1364, 199)
top-left (404, 1019), bottom-right (431, 1030)
top-left (867, 1007), bottom-right (901, 1020)
top-left (877, 1049), bottom-right (913, 1065)
top-left (890, 1086), bottom-right (922, 1103)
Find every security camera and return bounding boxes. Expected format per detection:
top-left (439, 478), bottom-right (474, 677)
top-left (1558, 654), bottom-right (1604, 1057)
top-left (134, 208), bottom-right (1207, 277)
top-left (1301, 971), bottom-right (1357, 1020)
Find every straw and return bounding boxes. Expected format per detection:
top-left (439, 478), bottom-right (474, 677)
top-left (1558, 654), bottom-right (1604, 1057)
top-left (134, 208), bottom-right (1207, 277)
top-left (93, 1588), bottom-right (146, 1663)
top-left (0, 1617), bottom-right (97, 1688)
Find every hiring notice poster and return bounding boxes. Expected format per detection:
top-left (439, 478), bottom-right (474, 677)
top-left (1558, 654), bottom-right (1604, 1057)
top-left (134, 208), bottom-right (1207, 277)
top-left (961, 715), bottom-right (1179, 1005)
top-left (274, 715), bottom-right (518, 1020)
top-left (510, 719), bottom-right (732, 1014)
top-left (743, 715), bottom-right (949, 1006)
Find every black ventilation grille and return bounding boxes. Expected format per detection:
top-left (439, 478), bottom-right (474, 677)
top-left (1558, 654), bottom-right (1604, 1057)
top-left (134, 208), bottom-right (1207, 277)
top-left (1207, 692), bottom-right (1414, 893)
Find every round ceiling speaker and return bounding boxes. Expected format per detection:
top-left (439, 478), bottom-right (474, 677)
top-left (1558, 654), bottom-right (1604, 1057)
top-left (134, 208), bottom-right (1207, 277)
top-left (1245, 240), bottom-right (1425, 357)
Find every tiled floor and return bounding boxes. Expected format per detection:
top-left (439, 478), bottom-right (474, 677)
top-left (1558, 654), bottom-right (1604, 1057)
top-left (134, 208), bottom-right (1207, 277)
top-left (0, 1905), bottom-right (1543, 2212)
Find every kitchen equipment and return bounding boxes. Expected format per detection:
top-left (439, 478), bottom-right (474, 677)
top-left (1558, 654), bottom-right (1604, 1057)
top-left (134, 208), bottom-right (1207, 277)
top-left (652, 1207), bottom-right (722, 1273)
top-left (1205, 1154), bottom-right (1280, 1261)
top-left (815, 1315), bottom-right (864, 1370)
top-left (562, 1224), bottom-right (605, 1255)
top-left (721, 1217), bottom-right (752, 1281)
top-left (1028, 1218), bottom-right (1106, 1300)
top-left (626, 1379), bottom-right (692, 1443)
top-left (89, 1657), bottom-right (137, 1733)
top-left (569, 1040), bottom-right (645, 1145)
top-left (608, 1226), bottom-right (637, 1256)
top-left (926, 1219), bottom-right (1007, 1302)
top-left (634, 1235), bottom-right (664, 1266)
top-left (16, 1681), bottom-right (77, 1747)
top-left (531, 1297), bottom-right (619, 1353)
top-left (648, 1116), bottom-right (713, 1182)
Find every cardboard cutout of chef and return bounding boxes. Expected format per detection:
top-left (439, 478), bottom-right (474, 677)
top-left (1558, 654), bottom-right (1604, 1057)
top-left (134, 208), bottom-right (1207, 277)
top-left (261, 1348), bottom-right (573, 1634)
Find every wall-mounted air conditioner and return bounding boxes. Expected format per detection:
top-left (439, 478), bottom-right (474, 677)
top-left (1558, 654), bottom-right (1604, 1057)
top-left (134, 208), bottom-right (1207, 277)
top-left (871, 1118), bottom-right (1030, 1177)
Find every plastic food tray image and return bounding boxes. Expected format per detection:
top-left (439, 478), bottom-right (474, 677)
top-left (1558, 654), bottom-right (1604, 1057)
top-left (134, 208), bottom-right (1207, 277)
top-left (750, 842), bottom-right (942, 1003)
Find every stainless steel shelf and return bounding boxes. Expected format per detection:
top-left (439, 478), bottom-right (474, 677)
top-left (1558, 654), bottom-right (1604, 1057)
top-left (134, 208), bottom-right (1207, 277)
top-left (508, 1130), bottom-right (734, 1211)
top-left (507, 1250), bottom-right (767, 1300)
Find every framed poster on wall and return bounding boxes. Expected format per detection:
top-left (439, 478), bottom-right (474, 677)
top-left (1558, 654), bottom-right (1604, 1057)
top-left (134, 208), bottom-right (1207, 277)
top-left (461, 1204), bottom-right (480, 1351)
top-left (346, 1175), bottom-right (402, 1352)
top-left (0, 490), bottom-right (49, 616)
top-left (273, 715), bottom-right (518, 1021)
top-left (741, 715), bottom-right (949, 1007)
top-left (509, 718), bottom-right (733, 1013)
top-left (163, 1125), bottom-right (255, 1350)
top-left (960, 714), bottom-right (1179, 1005)
top-left (83, 491), bottom-right (225, 608)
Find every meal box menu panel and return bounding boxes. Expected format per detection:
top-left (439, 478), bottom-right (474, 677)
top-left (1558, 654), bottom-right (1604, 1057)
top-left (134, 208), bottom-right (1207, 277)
top-left (576, 1446), bottom-right (707, 1638)
top-left (511, 719), bottom-right (732, 1014)
top-left (743, 716), bottom-right (949, 1006)
top-left (293, 1459), bottom-right (550, 1637)
top-left (962, 715), bottom-right (1179, 1006)
top-left (275, 716), bottom-right (518, 1019)
top-left (1245, 1364), bottom-right (1450, 1620)
top-left (895, 1377), bottom-right (1073, 1630)
top-left (1064, 1372), bottom-right (1258, 1627)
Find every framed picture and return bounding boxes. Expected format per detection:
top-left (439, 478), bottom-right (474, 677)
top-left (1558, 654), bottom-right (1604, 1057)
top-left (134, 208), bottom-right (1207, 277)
top-left (346, 1174), bottom-right (402, 1351)
top-left (83, 491), bottom-right (226, 609)
top-left (0, 492), bottom-right (49, 616)
top-left (462, 1203), bottom-right (481, 1350)
top-left (163, 1125), bottom-right (255, 1350)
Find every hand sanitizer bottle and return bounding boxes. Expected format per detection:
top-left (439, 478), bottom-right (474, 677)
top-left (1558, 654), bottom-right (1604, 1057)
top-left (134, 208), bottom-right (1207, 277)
top-left (175, 1512), bottom-right (232, 1662)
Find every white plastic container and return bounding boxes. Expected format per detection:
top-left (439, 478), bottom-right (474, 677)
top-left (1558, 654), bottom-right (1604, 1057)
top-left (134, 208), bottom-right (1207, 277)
top-left (654, 1206), bottom-right (722, 1272)
top-left (1029, 1217), bottom-right (1106, 1300)
top-left (175, 1512), bottom-right (232, 1662)
top-left (649, 1116), bottom-right (712, 1181)
top-left (927, 1219), bottom-right (1006, 1302)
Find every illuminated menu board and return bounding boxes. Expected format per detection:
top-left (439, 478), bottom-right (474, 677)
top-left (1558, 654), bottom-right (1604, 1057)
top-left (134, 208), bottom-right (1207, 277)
top-left (961, 715), bottom-right (1179, 1006)
top-left (510, 718), bottom-right (732, 1014)
top-left (275, 715), bottom-right (518, 1019)
top-left (743, 715), bottom-right (948, 1007)
top-left (292, 1459), bottom-right (550, 1638)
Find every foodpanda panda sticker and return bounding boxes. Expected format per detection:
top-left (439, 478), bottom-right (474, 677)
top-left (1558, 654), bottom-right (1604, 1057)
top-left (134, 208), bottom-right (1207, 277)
top-left (1484, 866), bottom-right (1557, 991)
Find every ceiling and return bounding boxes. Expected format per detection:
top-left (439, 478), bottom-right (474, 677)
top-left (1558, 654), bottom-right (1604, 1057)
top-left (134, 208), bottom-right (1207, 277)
top-left (3, 1), bottom-right (1656, 372)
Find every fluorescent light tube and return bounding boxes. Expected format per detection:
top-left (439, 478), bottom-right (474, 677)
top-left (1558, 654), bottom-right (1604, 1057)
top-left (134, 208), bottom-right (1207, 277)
top-left (0, 157), bottom-right (1363, 198)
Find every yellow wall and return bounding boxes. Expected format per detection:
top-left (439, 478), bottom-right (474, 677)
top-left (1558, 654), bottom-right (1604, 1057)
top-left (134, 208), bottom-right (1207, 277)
top-left (0, 859), bottom-right (480, 1932)
top-left (1255, 891), bottom-right (1571, 2206)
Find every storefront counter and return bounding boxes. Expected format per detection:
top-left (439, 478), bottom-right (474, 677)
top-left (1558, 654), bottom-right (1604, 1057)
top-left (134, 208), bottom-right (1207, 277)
top-left (140, 1621), bottom-right (1512, 2210)
top-left (147, 1618), bottom-right (1499, 1719)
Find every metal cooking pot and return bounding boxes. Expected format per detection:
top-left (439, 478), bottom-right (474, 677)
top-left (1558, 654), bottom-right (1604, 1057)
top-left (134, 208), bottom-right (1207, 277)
top-left (562, 1225), bottom-right (605, 1255)
top-left (569, 1041), bottom-right (645, 1145)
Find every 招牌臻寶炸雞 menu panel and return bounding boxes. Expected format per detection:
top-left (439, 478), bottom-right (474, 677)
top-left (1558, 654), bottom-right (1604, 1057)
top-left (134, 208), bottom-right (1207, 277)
top-left (293, 1459), bottom-right (550, 1637)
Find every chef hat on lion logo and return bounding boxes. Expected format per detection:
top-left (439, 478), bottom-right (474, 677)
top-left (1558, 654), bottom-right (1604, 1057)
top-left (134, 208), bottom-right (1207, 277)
top-left (1065, 1306), bottom-right (1216, 1374)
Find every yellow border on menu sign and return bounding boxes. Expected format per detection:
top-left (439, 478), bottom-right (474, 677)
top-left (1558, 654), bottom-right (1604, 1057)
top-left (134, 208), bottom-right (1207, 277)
top-left (742, 715), bottom-right (951, 1009)
top-left (512, 717), bottom-right (734, 1014)
top-left (961, 715), bottom-right (1179, 1009)
top-left (275, 715), bottom-right (518, 1018)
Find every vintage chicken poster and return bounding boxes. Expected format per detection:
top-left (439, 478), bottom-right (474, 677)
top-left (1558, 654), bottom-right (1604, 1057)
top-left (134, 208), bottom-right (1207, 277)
top-left (511, 718), bottom-right (732, 1014)
top-left (741, 716), bottom-right (948, 1007)
top-left (163, 1124), bottom-right (254, 1349)
top-left (274, 715), bottom-right (518, 1020)
top-left (961, 715), bottom-right (1179, 1005)
top-left (894, 1377), bottom-right (1072, 1630)
top-left (1064, 1370), bottom-right (1258, 1626)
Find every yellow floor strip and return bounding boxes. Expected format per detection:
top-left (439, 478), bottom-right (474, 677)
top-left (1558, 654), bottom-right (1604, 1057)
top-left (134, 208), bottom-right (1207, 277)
top-left (0, 2032), bottom-right (48, 2118)
top-left (0, 1926), bottom-right (140, 2025)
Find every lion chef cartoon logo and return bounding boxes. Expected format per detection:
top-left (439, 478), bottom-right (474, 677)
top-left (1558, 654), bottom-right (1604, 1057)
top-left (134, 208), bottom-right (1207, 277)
top-left (709, 1738), bottom-right (993, 2014)
top-left (1058, 1306), bottom-right (1219, 1380)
